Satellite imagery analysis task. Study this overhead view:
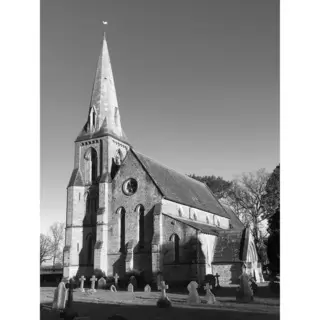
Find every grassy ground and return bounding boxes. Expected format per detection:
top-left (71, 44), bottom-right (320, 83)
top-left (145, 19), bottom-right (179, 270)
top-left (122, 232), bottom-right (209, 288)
top-left (40, 283), bottom-right (279, 320)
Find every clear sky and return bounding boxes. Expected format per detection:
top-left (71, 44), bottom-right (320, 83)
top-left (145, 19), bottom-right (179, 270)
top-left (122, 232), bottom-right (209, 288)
top-left (40, 0), bottom-right (279, 233)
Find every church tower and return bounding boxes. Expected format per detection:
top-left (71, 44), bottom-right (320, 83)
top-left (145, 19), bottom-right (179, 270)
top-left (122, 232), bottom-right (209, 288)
top-left (63, 33), bottom-right (130, 278)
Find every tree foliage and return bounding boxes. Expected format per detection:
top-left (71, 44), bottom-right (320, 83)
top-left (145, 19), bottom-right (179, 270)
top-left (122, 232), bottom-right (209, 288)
top-left (225, 169), bottom-right (270, 263)
top-left (49, 222), bottom-right (65, 266)
top-left (262, 165), bottom-right (280, 275)
top-left (40, 233), bottom-right (53, 265)
top-left (189, 174), bottom-right (232, 199)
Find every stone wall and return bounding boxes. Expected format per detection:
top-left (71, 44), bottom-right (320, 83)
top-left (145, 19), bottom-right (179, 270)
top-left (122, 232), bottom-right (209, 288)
top-left (108, 150), bottom-right (162, 281)
top-left (212, 262), bottom-right (242, 285)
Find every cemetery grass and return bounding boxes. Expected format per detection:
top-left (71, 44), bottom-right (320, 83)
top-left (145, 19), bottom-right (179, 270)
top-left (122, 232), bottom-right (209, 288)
top-left (40, 284), bottom-right (279, 320)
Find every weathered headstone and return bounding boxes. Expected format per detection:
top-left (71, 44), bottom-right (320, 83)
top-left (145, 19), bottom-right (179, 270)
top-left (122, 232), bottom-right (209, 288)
top-left (79, 276), bottom-right (86, 293)
top-left (129, 276), bottom-right (137, 290)
top-left (127, 283), bottom-right (134, 292)
top-left (156, 273), bottom-right (163, 291)
top-left (236, 266), bottom-right (253, 303)
top-left (187, 281), bottom-right (201, 304)
top-left (110, 285), bottom-right (117, 292)
top-left (52, 287), bottom-right (59, 310)
top-left (144, 284), bottom-right (151, 293)
top-left (114, 273), bottom-right (119, 287)
top-left (157, 281), bottom-right (171, 308)
top-left (97, 277), bottom-right (107, 289)
top-left (52, 281), bottom-right (68, 310)
top-left (203, 283), bottom-right (216, 304)
top-left (90, 275), bottom-right (97, 292)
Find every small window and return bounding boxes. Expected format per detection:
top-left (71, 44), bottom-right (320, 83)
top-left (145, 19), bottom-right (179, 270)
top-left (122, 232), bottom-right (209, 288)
top-left (193, 213), bottom-right (197, 221)
top-left (170, 234), bottom-right (180, 263)
top-left (122, 178), bottom-right (138, 196)
top-left (206, 216), bottom-right (210, 224)
top-left (77, 242), bottom-right (79, 252)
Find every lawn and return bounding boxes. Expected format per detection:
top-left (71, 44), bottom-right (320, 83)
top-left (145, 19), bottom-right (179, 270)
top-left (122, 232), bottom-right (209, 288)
top-left (40, 284), bottom-right (280, 320)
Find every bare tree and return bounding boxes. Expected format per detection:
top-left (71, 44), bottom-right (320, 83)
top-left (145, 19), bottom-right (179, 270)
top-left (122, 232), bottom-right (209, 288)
top-left (223, 169), bottom-right (270, 262)
top-left (40, 233), bottom-right (53, 265)
top-left (49, 222), bottom-right (65, 266)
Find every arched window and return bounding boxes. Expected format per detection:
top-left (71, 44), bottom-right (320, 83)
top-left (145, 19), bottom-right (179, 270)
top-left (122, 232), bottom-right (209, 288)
top-left (84, 148), bottom-right (98, 184)
top-left (86, 234), bottom-right (94, 265)
top-left (117, 207), bottom-right (126, 252)
top-left (206, 216), bottom-right (210, 224)
top-left (136, 205), bottom-right (145, 248)
top-left (193, 213), bottom-right (197, 221)
top-left (170, 234), bottom-right (180, 263)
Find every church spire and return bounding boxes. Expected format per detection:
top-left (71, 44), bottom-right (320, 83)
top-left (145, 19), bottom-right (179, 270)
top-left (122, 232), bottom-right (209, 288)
top-left (76, 33), bottom-right (127, 143)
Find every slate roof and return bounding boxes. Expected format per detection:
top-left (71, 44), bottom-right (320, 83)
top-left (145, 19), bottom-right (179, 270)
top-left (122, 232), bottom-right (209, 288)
top-left (163, 214), bottom-right (221, 236)
top-left (67, 168), bottom-right (84, 188)
top-left (221, 204), bottom-right (244, 230)
top-left (133, 150), bottom-right (230, 219)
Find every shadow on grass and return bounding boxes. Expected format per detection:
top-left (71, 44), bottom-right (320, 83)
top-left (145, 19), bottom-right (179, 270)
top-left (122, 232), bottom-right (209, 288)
top-left (41, 301), bottom-right (279, 320)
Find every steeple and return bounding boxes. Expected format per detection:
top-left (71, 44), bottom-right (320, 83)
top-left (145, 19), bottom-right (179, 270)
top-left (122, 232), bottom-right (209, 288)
top-left (76, 33), bottom-right (128, 143)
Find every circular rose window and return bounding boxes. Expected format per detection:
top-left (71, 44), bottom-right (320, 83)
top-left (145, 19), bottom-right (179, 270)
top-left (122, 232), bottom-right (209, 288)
top-left (122, 178), bottom-right (138, 196)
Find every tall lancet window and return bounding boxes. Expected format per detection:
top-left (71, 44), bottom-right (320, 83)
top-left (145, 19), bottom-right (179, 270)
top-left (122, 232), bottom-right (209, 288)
top-left (89, 106), bottom-right (97, 130)
top-left (84, 148), bottom-right (98, 184)
top-left (170, 234), bottom-right (180, 263)
top-left (136, 205), bottom-right (145, 248)
top-left (117, 207), bottom-right (126, 253)
top-left (86, 233), bottom-right (94, 265)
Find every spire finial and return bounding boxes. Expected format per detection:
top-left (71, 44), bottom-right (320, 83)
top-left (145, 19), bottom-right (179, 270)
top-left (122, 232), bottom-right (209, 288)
top-left (102, 21), bottom-right (108, 40)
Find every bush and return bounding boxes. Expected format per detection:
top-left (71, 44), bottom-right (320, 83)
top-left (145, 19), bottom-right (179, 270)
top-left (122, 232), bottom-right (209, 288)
top-left (93, 268), bottom-right (106, 278)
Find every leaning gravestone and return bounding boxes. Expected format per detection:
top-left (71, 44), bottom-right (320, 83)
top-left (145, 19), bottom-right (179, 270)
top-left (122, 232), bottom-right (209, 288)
top-left (110, 285), bottom-right (117, 292)
top-left (187, 281), bottom-right (201, 305)
top-left (52, 281), bottom-right (68, 310)
top-left (98, 277), bottom-right (107, 289)
top-left (144, 284), bottom-right (151, 293)
top-left (127, 283), bottom-right (134, 292)
top-left (52, 286), bottom-right (59, 310)
top-left (203, 283), bottom-right (216, 304)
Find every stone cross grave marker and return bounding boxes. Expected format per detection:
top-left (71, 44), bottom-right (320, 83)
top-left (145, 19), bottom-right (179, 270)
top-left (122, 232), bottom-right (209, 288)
top-left (98, 277), bottom-right (107, 289)
top-left (187, 281), bottom-right (201, 304)
top-left (215, 273), bottom-right (221, 288)
top-left (159, 281), bottom-right (168, 299)
top-left (79, 276), bottom-right (86, 292)
top-left (127, 283), bottom-right (134, 292)
top-left (114, 273), bottom-right (119, 286)
top-left (203, 282), bottom-right (216, 304)
top-left (144, 284), bottom-right (151, 293)
top-left (65, 278), bottom-right (76, 309)
top-left (90, 275), bottom-right (97, 292)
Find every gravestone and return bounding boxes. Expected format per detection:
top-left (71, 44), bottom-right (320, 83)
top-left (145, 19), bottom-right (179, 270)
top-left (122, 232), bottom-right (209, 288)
top-left (157, 281), bottom-right (171, 308)
top-left (110, 285), bottom-right (117, 292)
top-left (236, 267), bottom-right (253, 303)
top-left (156, 273), bottom-right (163, 291)
top-left (203, 283), bottom-right (216, 304)
top-left (114, 273), bottom-right (119, 287)
top-left (187, 281), bottom-right (201, 304)
top-left (144, 284), bottom-right (151, 293)
top-left (65, 279), bottom-right (75, 308)
top-left (129, 276), bottom-right (137, 290)
top-left (127, 283), bottom-right (134, 292)
top-left (79, 276), bottom-right (86, 293)
top-left (52, 281), bottom-right (68, 310)
top-left (98, 277), bottom-right (106, 289)
top-left (90, 276), bottom-right (97, 292)
top-left (52, 286), bottom-right (59, 310)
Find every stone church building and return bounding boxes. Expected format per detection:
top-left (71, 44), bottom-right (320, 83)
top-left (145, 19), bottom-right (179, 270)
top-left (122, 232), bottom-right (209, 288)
top-left (63, 34), bottom-right (259, 286)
